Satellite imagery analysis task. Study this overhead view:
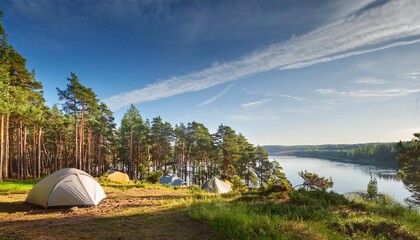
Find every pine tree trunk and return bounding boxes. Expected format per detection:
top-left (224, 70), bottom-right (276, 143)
top-left (37, 128), bottom-right (42, 177)
top-left (5, 115), bottom-right (9, 179)
top-left (32, 126), bottom-right (36, 178)
top-left (57, 133), bottom-right (62, 170)
top-left (22, 125), bottom-right (27, 180)
top-left (181, 141), bottom-right (185, 181)
top-left (54, 135), bottom-right (59, 172)
top-left (98, 133), bottom-right (102, 175)
top-left (17, 122), bottom-right (21, 180)
top-left (129, 127), bottom-right (133, 178)
top-left (75, 121), bottom-right (78, 169)
top-left (0, 115), bottom-right (4, 181)
top-left (80, 104), bottom-right (85, 171)
top-left (87, 128), bottom-right (91, 174)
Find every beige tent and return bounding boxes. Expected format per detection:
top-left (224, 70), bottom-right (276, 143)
top-left (26, 168), bottom-right (106, 208)
top-left (202, 177), bottom-right (232, 194)
top-left (106, 170), bottom-right (130, 183)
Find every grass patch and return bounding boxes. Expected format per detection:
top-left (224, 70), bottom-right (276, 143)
top-left (190, 189), bottom-right (420, 239)
top-left (190, 201), bottom-right (287, 239)
top-left (332, 217), bottom-right (418, 240)
top-left (1, 180), bottom-right (419, 239)
top-left (0, 179), bottom-right (39, 194)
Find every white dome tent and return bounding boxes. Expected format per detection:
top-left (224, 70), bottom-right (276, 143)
top-left (26, 168), bottom-right (107, 208)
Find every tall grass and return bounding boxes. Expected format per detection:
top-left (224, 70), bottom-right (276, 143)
top-left (189, 189), bottom-right (420, 239)
top-left (190, 202), bottom-right (287, 240)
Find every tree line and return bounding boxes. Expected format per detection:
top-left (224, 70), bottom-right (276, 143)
top-left (0, 13), bottom-right (281, 187)
top-left (264, 143), bottom-right (398, 168)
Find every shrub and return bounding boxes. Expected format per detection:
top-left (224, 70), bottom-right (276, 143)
top-left (230, 175), bottom-right (246, 191)
top-left (332, 217), bottom-right (418, 240)
top-left (367, 176), bottom-right (378, 199)
top-left (145, 171), bottom-right (163, 184)
top-left (297, 170), bottom-right (334, 190)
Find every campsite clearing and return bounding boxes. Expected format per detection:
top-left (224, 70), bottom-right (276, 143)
top-left (0, 186), bottom-right (221, 240)
top-left (2, 181), bottom-right (419, 239)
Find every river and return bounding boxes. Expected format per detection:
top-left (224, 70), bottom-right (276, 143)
top-left (270, 155), bottom-right (412, 203)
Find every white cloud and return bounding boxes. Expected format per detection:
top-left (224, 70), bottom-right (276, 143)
top-left (316, 88), bottom-right (420, 98)
top-left (240, 99), bottom-right (271, 109)
top-left (197, 83), bottom-right (235, 107)
top-left (328, 0), bottom-right (376, 20)
top-left (104, 0), bottom-right (420, 110)
top-left (354, 77), bottom-right (387, 85)
top-left (265, 92), bottom-right (303, 101)
top-left (242, 88), bottom-right (261, 95)
top-left (280, 38), bottom-right (420, 70)
top-left (316, 89), bottom-right (338, 95)
top-left (405, 70), bottom-right (420, 79)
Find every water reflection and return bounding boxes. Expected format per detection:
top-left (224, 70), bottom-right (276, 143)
top-left (271, 155), bottom-right (410, 203)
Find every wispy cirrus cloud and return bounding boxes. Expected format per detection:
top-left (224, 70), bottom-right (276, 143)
top-left (240, 99), bottom-right (272, 109)
top-left (242, 88), bottom-right (303, 101)
top-left (354, 77), bottom-right (387, 85)
top-left (316, 88), bottom-right (420, 98)
top-left (104, 0), bottom-right (420, 110)
top-left (265, 92), bottom-right (303, 101)
top-left (404, 70), bottom-right (420, 79)
top-left (197, 83), bottom-right (235, 107)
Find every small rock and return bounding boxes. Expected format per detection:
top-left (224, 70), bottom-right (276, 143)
top-left (70, 206), bottom-right (78, 212)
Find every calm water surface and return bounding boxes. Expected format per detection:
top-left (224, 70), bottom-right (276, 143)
top-left (271, 156), bottom-right (411, 203)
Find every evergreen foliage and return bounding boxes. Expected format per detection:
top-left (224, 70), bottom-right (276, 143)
top-left (367, 176), bottom-right (378, 199)
top-left (297, 170), bottom-right (334, 190)
top-left (397, 135), bottom-right (420, 206)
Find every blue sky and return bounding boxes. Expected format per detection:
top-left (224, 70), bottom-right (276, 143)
top-left (2, 0), bottom-right (420, 145)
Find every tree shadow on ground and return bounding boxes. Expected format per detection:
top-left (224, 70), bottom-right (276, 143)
top-left (0, 201), bottom-right (222, 240)
top-left (0, 201), bottom-right (44, 214)
top-left (0, 194), bottom-right (191, 214)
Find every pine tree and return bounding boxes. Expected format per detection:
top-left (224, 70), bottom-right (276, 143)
top-left (213, 124), bottom-right (239, 179)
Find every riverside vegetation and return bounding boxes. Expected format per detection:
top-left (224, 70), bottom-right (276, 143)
top-left (1, 176), bottom-right (419, 240)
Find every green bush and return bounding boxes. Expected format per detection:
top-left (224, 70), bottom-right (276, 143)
top-left (290, 189), bottom-right (348, 207)
top-left (145, 171), bottom-right (163, 184)
top-left (259, 179), bottom-right (291, 198)
top-left (367, 176), bottom-right (378, 199)
top-left (230, 175), bottom-right (246, 191)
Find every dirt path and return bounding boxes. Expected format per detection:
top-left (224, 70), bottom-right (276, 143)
top-left (0, 187), bottom-right (221, 240)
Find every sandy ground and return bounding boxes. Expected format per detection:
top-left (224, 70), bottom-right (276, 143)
top-left (0, 187), bottom-right (221, 240)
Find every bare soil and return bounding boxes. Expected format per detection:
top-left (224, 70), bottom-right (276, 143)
top-left (0, 187), bottom-right (221, 240)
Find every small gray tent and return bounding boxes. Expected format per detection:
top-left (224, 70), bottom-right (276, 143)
top-left (26, 168), bottom-right (106, 208)
top-left (201, 177), bottom-right (232, 194)
top-left (160, 175), bottom-right (187, 186)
